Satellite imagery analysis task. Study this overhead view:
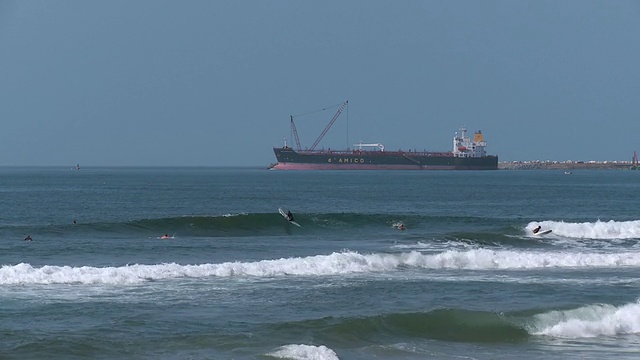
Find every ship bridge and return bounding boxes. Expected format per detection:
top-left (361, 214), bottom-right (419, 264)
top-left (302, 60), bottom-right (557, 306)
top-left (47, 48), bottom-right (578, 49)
top-left (452, 127), bottom-right (488, 158)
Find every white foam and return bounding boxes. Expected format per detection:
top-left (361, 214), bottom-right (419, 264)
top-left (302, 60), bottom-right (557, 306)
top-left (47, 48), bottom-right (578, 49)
top-left (222, 212), bottom-right (247, 217)
top-left (530, 301), bottom-right (640, 338)
top-left (527, 219), bottom-right (640, 239)
top-left (267, 344), bottom-right (339, 360)
top-left (391, 240), bottom-right (474, 252)
top-left (3, 248), bottom-right (640, 285)
top-left (415, 248), bottom-right (640, 269)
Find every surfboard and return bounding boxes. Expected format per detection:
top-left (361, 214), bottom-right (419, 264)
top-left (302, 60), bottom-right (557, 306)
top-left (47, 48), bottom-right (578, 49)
top-left (534, 229), bottom-right (552, 235)
top-left (278, 208), bottom-right (301, 227)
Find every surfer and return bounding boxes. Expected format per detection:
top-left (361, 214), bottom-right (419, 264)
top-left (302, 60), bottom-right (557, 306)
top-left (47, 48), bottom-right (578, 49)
top-left (24, 235), bottom-right (32, 241)
top-left (532, 225), bottom-right (541, 234)
top-left (161, 234), bottom-right (170, 239)
top-left (392, 222), bottom-right (406, 230)
top-left (279, 208), bottom-right (301, 227)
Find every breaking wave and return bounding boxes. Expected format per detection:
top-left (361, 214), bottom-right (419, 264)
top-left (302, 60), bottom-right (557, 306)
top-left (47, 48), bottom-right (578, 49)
top-left (527, 219), bottom-right (640, 239)
top-left (270, 301), bottom-right (640, 344)
top-left (266, 344), bottom-right (339, 360)
top-left (529, 301), bottom-right (640, 338)
top-left (3, 248), bottom-right (640, 285)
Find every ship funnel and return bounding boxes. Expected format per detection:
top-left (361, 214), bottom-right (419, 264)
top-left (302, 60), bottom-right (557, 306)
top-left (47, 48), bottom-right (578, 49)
top-left (474, 131), bottom-right (484, 142)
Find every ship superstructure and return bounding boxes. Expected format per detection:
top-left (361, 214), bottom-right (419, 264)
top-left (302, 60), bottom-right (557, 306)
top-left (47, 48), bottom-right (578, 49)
top-left (452, 128), bottom-right (488, 158)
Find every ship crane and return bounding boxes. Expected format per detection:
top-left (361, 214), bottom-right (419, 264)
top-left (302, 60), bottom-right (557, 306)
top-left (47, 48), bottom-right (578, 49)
top-left (289, 100), bottom-right (349, 151)
top-left (290, 115), bottom-right (301, 150)
top-left (309, 100), bottom-right (348, 151)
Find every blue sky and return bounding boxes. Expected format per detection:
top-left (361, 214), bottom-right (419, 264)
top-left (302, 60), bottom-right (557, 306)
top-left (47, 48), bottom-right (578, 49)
top-left (1, 0), bottom-right (639, 166)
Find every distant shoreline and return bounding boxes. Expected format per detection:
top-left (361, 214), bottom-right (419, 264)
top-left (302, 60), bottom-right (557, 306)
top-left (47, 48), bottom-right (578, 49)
top-left (499, 161), bottom-right (637, 170)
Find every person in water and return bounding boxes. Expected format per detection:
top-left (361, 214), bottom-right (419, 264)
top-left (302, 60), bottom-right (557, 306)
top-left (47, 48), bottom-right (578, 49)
top-left (286, 211), bottom-right (294, 221)
top-left (24, 235), bottom-right (32, 241)
top-left (533, 225), bottom-right (541, 234)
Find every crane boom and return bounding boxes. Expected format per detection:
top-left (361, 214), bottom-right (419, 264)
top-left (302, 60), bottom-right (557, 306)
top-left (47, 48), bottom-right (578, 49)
top-left (309, 100), bottom-right (348, 151)
top-left (290, 115), bottom-right (302, 150)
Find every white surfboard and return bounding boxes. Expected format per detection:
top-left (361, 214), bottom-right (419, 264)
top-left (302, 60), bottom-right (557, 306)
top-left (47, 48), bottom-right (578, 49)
top-left (534, 229), bottom-right (552, 235)
top-left (278, 208), bottom-right (301, 227)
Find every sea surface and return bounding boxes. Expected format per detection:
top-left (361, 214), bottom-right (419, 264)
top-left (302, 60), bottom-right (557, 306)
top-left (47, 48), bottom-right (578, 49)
top-left (1, 167), bottom-right (640, 359)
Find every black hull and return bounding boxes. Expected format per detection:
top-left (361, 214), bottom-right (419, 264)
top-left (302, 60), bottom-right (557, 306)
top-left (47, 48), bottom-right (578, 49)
top-left (272, 148), bottom-right (498, 170)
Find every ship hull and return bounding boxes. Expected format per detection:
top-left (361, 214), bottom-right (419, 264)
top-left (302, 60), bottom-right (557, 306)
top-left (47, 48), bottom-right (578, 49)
top-left (272, 148), bottom-right (498, 170)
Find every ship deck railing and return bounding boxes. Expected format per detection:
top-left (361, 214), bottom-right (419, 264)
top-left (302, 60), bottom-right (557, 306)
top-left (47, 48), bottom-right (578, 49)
top-left (295, 149), bottom-right (457, 157)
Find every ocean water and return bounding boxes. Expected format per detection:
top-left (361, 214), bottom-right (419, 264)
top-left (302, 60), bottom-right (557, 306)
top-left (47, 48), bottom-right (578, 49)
top-left (2, 167), bottom-right (640, 360)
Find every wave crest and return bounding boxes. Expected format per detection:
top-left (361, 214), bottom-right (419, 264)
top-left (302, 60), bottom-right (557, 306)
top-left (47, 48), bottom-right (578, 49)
top-left (267, 344), bottom-right (339, 360)
top-left (528, 219), bottom-right (640, 239)
top-left (4, 248), bottom-right (640, 285)
top-left (530, 301), bottom-right (640, 338)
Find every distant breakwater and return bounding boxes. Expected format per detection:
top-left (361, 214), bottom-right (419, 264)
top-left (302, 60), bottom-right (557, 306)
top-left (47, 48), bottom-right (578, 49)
top-left (499, 161), bottom-right (637, 170)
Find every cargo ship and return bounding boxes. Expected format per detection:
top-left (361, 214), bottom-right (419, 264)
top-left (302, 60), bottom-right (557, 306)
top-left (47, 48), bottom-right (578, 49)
top-left (271, 101), bottom-right (498, 170)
